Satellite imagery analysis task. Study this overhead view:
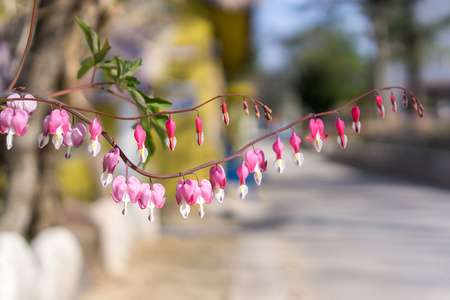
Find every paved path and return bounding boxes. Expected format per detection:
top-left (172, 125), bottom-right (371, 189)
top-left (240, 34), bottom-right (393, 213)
top-left (229, 149), bottom-right (450, 300)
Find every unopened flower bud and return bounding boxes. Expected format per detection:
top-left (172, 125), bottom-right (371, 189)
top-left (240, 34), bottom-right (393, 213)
top-left (263, 105), bottom-right (272, 114)
top-left (411, 97), bottom-right (418, 111)
top-left (254, 105), bottom-right (260, 118)
top-left (221, 102), bottom-right (230, 125)
top-left (264, 112), bottom-right (272, 121)
top-left (243, 100), bottom-right (249, 116)
top-left (403, 92), bottom-right (408, 108)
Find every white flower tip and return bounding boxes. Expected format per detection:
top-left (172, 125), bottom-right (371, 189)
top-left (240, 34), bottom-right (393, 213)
top-left (37, 134), bottom-right (49, 148)
top-left (101, 172), bottom-right (113, 187)
top-left (214, 189), bottom-right (225, 203)
top-left (237, 184), bottom-right (248, 199)
top-left (138, 148), bottom-right (148, 163)
top-left (254, 171), bottom-right (262, 186)
top-left (314, 138), bottom-right (323, 153)
top-left (180, 203), bottom-right (190, 219)
top-left (274, 159), bottom-right (285, 174)
top-left (292, 152), bottom-right (304, 167)
top-left (6, 134), bottom-right (13, 150)
top-left (89, 140), bottom-right (101, 157)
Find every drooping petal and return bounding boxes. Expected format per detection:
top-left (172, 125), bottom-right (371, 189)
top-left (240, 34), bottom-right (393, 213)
top-left (89, 118), bottom-right (103, 140)
top-left (306, 119), bottom-right (319, 142)
top-left (236, 161), bottom-right (249, 186)
top-left (0, 108), bottom-right (13, 134)
top-left (221, 102), bottom-right (229, 125)
top-left (289, 131), bottom-right (301, 153)
top-left (11, 109), bottom-right (29, 136)
top-left (101, 148), bottom-right (121, 187)
top-left (138, 183), bottom-right (152, 210)
top-left (195, 116), bottom-right (204, 146)
top-left (254, 149), bottom-right (267, 172)
top-left (111, 175), bottom-right (127, 204)
top-left (152, 183), bottom-right (166, 209)
top-left (245, 149), bottom-right (259, 173)
top-left (7, 93), bottom-right (37, 116)
top-left (126, 176), bottom-right (141, 204)
top-left (134, 125), bottom-right (146, 149)
top-left (175, 179), bottom-right (186, 206)
top-left (165, 117), bottom-right (176, 151)
top-left (272, 136), bottom-right (284, 160)
top-left (71, 123), bottom-right (86, 148)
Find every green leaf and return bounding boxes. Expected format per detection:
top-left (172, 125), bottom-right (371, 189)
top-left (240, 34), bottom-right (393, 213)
top-left (150, 117), bottom-right (167, 148)
top-left (125, 76), bottom-right (141, 90)
top-left (77, 57), bottom-right (95, 79)
top-left (75, 17), bottom-right (100, 55)
top-left (129, 89), bottom-right (148, 113)
top-left (147, 97), bottom-right (172, 111)
top-left (94, 39), bottom-right (111, 63)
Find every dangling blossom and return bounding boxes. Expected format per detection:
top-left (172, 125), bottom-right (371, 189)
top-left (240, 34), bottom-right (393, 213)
top-left (195, 116), bottom-right (204, 146)
top-left (88, 118), bottom-right (102, 157)
top-left (165, 116), bottom-right (177, 151)
top-left (37, 115), bottom-right (50, 148)
top-left (138, 183), bottom-right (166, 222)
top-left (351, 106), bottom-right (361, 134)
top-left (48, 109), bottom-right (70, 150)
top-left (375, 94), bottom-right (385, 118)
top-left (236, 161), bottom-right (249, 199)
top-left (0, 108), bottom-right (29, 150)
top-left (176, 179), bottom-right (199, 218)
top-left (221, 102), bottom-right (230, 125)
top-left (272, 136), bottom-right (286, 174)
top-left (197, 179), bottom-right (213, 218)
top-left (62, 123), bottom-right (86, 159)
top-left (100, 148), bottom-right (120, 187)
top-left (390, 93), bottom-right (397, 112)
top-left (111, 175), bottom-right (140, 216)
top-left (209, 165), bottom-right (227, 202)
top-left (7, 93), bottom-right (37, 116)
top-left (289, 131), bottom-right (304, 167)
top-left (134, 125), bottom-right (148, 163)
top-left (335, 118), bottom-right (348, 149)
top-left (306, 118), bottom-right (328, 153)
top-left (245, 148), bottom-right (267, 185)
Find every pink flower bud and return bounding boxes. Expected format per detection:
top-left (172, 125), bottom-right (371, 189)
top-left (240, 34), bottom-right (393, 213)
top-left (335, 118), bottom-right (348, 149)
top-left (221, 102), bottom-right (230, 125)
top-left (101, 148), bottom-right (121, 187)
top-left (165, 117), bottom-right (177, 151)
top-left (375, 94), bottom-right (385, 118)
top-left (351, 106), bottom-right (361, 134)
top-left (88, 118), bottom-right (102, 157)
top-left (390, 93), bottom-right (397, 112)
top-left (195, 116), bottom-right (204, 146)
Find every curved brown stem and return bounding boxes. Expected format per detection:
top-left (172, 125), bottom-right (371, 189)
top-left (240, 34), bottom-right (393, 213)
top-left (7, 0), bottom-right (39, 91)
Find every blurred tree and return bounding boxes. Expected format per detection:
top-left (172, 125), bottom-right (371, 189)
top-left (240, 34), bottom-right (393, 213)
top-left (289, 26), bottom-right (371, 113)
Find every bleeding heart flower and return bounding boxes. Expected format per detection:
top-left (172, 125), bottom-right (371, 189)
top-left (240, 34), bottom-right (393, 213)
top-left (221, 102), bottom-right (230, 125)
top-left (390, 93), bottom-right (397, 112)
top-left (289, 131), bottom-right (304, 167)
top-left (7, 93), bottom-right (37, 116)
top-left (0, 108), bottom-right (29, 150)
top-left (305, 118), bottom-right (328, 153)
top-left (111, 175), bottom-right (141, 216)
top-left (376, 94), bottom-right (385, 118)
top-left (63, 123), bottom-right (86, 159)
top-left (335, 118), bottom-right (348, 149)
top-left (236, 161), bottom-right (249, 199)
top-left (138, 183), bottom-right (166, 222)
top-left (272, 136), bottom-right (286, 174)
top-left (351, 106), bottom-right (361, 134)
top-left (134, 125), bottom-right (148, 163)
top-left (88, 118), bottom-right (102, 157)
top-left (209, 165), bottom-right (226, 202)
top-left (195, 116), bottom-right (204, 146)
top-left (245, 148), bottom-right (267, 185)
top-left (101, 148), bottom-right (121, 187)
top-left (165, 117), bottom-right (177, 151)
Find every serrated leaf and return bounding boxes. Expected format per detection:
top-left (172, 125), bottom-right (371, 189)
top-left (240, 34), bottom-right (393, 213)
top-left (77, 57), bottom-right (95, 79)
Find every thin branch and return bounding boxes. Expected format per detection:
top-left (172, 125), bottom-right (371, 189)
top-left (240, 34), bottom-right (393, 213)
top-left (7, 0), bottom-right (39, 91)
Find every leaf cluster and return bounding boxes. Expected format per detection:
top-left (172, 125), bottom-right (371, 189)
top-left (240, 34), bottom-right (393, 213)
top-left (75, 17), bottom-right (172, 163)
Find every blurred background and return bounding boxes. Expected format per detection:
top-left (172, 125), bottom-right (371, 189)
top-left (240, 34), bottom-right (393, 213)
top-left (0, 0), bottom-right (450, 299)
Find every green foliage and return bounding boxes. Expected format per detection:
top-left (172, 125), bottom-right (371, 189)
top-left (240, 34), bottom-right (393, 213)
top-left (75, 18), bottom-right (172, 163)
top-left (291, 27), bottom-right (371, 112)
